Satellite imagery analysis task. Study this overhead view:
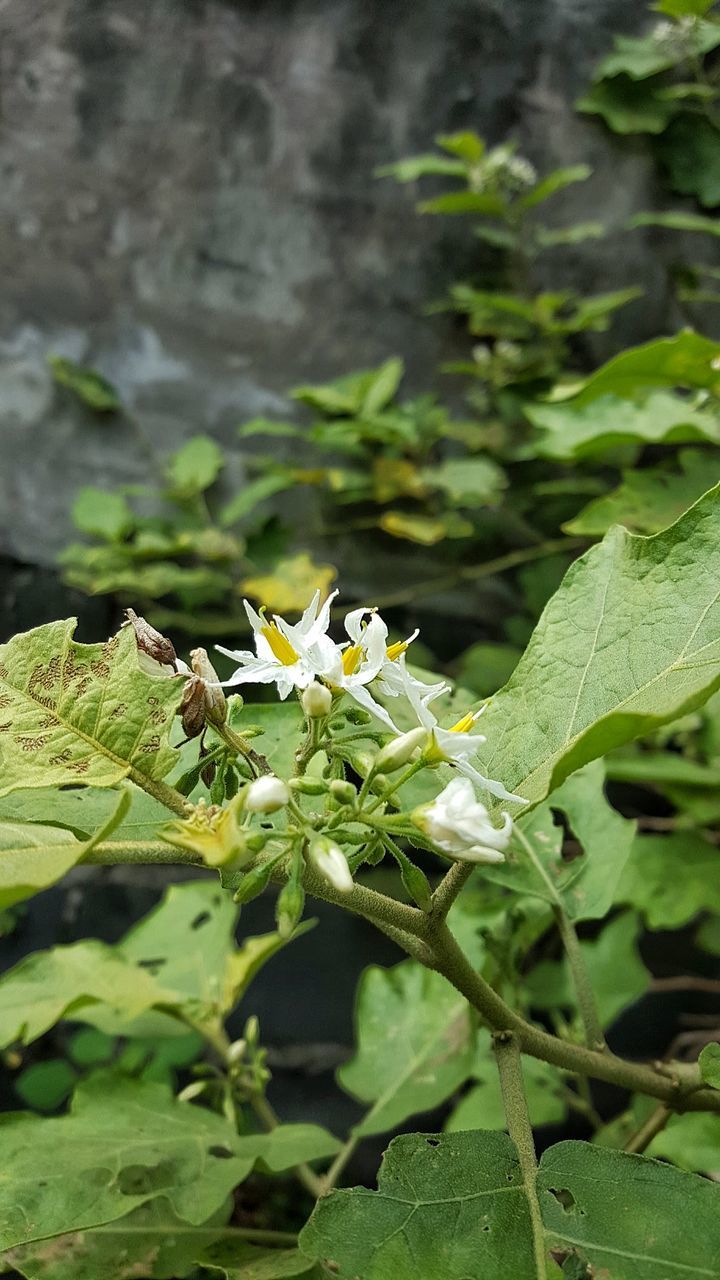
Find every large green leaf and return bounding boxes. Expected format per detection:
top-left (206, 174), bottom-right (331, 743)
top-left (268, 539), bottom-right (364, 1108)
top-left (0, 1075), bottom-right (338, 1251)
top-left (527, 391), bottom-right (720, 460)
top-left (647, 1113), bottom-right (720, 1172)
top-left (578, 77), bottom-right (675, 134)
top-left (338, 959), bottom-right (474, 1138)
top-left (475, 485), bottom-right (720, 812)
top-left (300, 1131), bottom-right (536, 1279)
top-left (0, 621), bottom-right (182, 796)
top-left (0, 789), bottom-right (131, 912)
top-left (565, 450), bottom-right (720, 535)
top-left (0, 783), bottom-right (169, 842)
top-left (485, 761), bottom-right (635, 921)
top-left (592, 24), bottom-right (720, 79)
top-left (615, 830), bottom-right (720, 927)
top-left (557, 332), bottom-right (720, 406)
top-left (301, 1132), bottom-right (720, 1279)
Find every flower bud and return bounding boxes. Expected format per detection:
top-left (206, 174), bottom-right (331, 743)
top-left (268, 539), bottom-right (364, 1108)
top-left (302, 681), bottom-right (332, 718)
top-left (289, 776), bottom-right (328, 796)
top-left (180, 676), bottom-right (207, 739)
top-left (308, 836), bottom-right (353, 894)
top-left (345, 707), bottom-right (372, 725)
top-left (412, 777), bottom-right (513, 865)
top-left (191, 647), bottom-right (227, 726)
top-left (374, 727), bottom-right (428, 774)
top-left (227, 1039), bottom-right (247, 1064)
top-left (276, 880), bottom-right (305, 938)
top-left (329, 779), bottom-right (357, 805)
top-left (244, 775), bottom-right (290, 814)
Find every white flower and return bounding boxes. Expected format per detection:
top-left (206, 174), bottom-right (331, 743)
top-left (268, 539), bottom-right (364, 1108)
top-left (216, 590), bottom-right (339, 699)
top-left (391, 662), bottom-right (526, 805)
top-left (413, 777), bottom-right (513, 864)
top-left (308, 836), bottom-right (354, 893)
top-left (244, 775), bottom-right (290, 814)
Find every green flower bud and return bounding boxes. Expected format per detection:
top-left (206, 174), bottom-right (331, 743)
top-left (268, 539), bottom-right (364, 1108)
top-left (308, 835), bottom-right (353, 894)
top-left (345, 707), bottom-right (372, 725)
top-left (289, 776), bottom-right (328, 796)
top-left (276, 880), bottom-right (305, 938)
top-left (329, 779), bottom-right (357, 805)
top-left (374, 727), bottom-right (428, 774)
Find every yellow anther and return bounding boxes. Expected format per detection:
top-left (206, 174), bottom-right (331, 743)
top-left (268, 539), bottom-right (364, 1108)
top-left (342, 644), bottom-right (363, 676)
top-left (449, 710), bottom-right (476, 734)
top-left (385, 639), bottom-right (409, 662)
top-left (261, 623), bottom-right (299, 666)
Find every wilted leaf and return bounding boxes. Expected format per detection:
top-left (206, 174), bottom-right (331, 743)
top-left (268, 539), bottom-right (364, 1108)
top-left (378, 510), bottom-right (473, 543)
top-left (241, 554), bottom-right (336, 614)
top-left (0, 621), bottom-right (182, 797)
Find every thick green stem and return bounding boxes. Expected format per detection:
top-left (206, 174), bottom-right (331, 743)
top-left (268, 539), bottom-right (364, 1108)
top-left (128, 768), bottom-right (188, 816)
top-left (430, 862), bottom-right (473, 922)
top-left (493, 1032), bottom-right (548, 1280)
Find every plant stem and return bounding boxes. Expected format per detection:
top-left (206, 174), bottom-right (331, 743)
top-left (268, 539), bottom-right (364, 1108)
top-left (624, 1104), bottom-right (672, 1156)
top-left (216, 722), bottom-right (272, 775)
top-left (430, 862), bottom-right (473, 922)
top-left (321, 1132), bottom-right (362, 1196)
top-left (250, 1092), bottom-right (326, 1199)
top-left (513, 826), bottom-right (605, 1051)
top-left (128, 768), bottom-right (188, 816)
top-left (84, 841), bottom-right (202, 865)
top-left (347, 538), bottom-right (584, 613)
top-left (493, 1032), bottom-right (548, 1280)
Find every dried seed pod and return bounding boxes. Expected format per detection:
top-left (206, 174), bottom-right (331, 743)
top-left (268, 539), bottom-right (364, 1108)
top-left (123, 608), bottom-right (178, 670)
top-left (180, 675), bottom-right (208, 739)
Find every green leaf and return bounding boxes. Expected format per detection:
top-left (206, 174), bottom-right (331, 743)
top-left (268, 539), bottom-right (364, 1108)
top-left (219, 473), bottom-right (294, 526)
top-left (0, 620), bottom-right (182, 796)
top-left (593, 23), bottom-right (720, 80)
top-left (699, 1042), bottom-right (720, 1088)
top-left (484, 762), bottom-right (635, 920)
top-left (565, 449), bottom-right (720, 536)
top-left (0, 782), bottom-right (170, 842)
top-left (528, 392), bottom-right (720, 461)
top-left (577, 78), bottom-right (675, 134)
top-left (538, 1139), bottom-right (720, 1276)
top-left (360, 357), bottom-right (404, 415)
top-left (300, 1130), bottom-right (536, 1279)
top-left (48, 356), bottom-right (121, 412)
top-left (0, 1075), bottom-right (339, 1250)
top-left (0, 788), bottom-right (131, 912)
top-left (534, 222), bottom-right (605, 248)
top-left (526, 912), bottom-right (649, 1028)
top-left (615, 831), bottom-right (720, 927)
top-left (518, 165), bottom-right (591, 210)
top-left (15, 1059), bottom-right (78, 1111)
top-left (435, 130), bottom-right (486, 162)
top-left (454, 643), bottom-right (522, 699)
top-left (446, 1029), bottom-right (565, 1131)
top-left (630, 209), bottom-right (720, 236)
top-left (338, 959), bottom-right (474, 1138)
top-left (657, 113), bottom-right (720, 207)
top-left (72, 487), bottom-right (134, 540)
top-left (475, 486), bottom-right (720, 811)
top-left (166, 435), bottom-right (224, 497)
top-left (301, 1132), bottom-right (720, 1279)
top-left (237, 417), bottom-right (302, 439)
top-left (557, 332), bottom-right (720, 405)
top-left (654, 0), bottom-right (716, 15)
top-left (418, 191), bottom-right (507, 216)
top-left (375, 154), bottom-right (467, 182)
top-left (421, 456), bottom-right (506, 506)
top-left (648, 1112), bottom-right (720, 1171)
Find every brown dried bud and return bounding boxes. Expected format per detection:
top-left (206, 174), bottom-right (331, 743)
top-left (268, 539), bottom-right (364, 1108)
top-left (191, 647), bottom-right (227, 727)
top-left (180, 675), bottom-right (207, 739)
top-left (123, 609), bottom-right (177, 671)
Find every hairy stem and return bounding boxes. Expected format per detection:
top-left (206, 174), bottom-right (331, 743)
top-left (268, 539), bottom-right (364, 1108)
top-left (493, 1032), bottom-right (548, 1280)
top-left (624, 1104), bottom-right (672, 1156)
top-left (216, 722), bottom-right (272, 776)
top-left (128, 768), bottom-right (188, 816)
top-left (430, 862), bottom-right (473, 922)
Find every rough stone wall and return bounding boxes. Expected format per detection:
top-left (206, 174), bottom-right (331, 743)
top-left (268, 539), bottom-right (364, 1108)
top-left (0, 0), bottom-right (677, 572)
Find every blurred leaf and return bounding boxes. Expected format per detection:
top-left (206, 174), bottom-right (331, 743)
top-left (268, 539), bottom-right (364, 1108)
top-left (519, 165), bottom-right (592, 210)
top-left (565, 449), bottom-right (720, 535)
top-left (241, 553), bottom-right (336, 613)
top-left (657, 115), bottom-right (720, 207)
top-left (419, 190), bottom-right (508, 216)
top-left (378, 510), bottom-right (473, 544)
top-left (578, 77), bottom-right (675, 133)
top-left (48, 356), bottom-right (121, 412)
top-left (72, 488), bottom-right (134, 541)
top-left (529, 392), bottom-right (720, 460)
top-left (592, 23), bottom-right (720, 80)
top-left (455, 643), bottom-right (522, 699)
top-left (360, 357), bottom-right (404, 415)
top-left (436, 130), bottom-right (486, 162)
top-left (338, 959), bottom-right (474, 1137)
top-left (0, 620), bottom-right (181, 796)
top-left (630, 210), bottom-right (720, 235)
top-left (648, 1113), bottom-right (720, 1172)
top-left (527, 911), bottom-right (649, 1028)
top-left (238, 418), bottom-right (302, 439)
top-left (372, 458), bottom-right (427, 504)
top-left (376, 154), bottom-right (467, 182)
top-left (14, 1060), bottom-right (77, 1112)
top-left (220, 474), bottom-right (294, 526)
top-left (699, 1042), bottom-right (720, 1088)
top-left (292, 362), bottom-right (401, 416)
top-left (615, 831), bottom-right (720, 927)
top-left (535, 222), bottom-right (605, 247)
top-left (422, 457), bottom-right (506, 507)
top-left (654, 0), bottom-right (716, 14)
top-left (563, 332), bottom-right (720, 403)
top-left (166, 436), bottom-right (224, 498)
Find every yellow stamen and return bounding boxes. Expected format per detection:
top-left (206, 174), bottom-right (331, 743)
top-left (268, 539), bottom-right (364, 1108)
top-left (261, 623), bottom-right (299, 666)
top-left (386, 639), bottom-right (409, 662)
top-left (449, 710), bottom-right (476, 734)
top-left (342, 644), bottom-right (363, 676)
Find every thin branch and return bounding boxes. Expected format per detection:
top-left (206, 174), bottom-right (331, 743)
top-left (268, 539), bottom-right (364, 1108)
top-left (250, 1092), bottom-right (325, 1200)
top-left (493, 1032), bottom-right (548, 1280)
top-left (430, 862), bottom-right (473, 923)
top-left (624, 1104), bottom-right (672, 1156)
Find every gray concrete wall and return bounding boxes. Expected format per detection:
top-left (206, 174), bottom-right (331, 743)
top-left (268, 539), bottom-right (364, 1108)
top-left (0, 0), bottom-right (682, 570)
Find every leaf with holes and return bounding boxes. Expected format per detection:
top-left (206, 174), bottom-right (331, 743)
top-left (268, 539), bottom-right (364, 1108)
top-left (0, 620), bottom-right (182, 797)
top-left (474, 485), bottom-right (720, 813)
top-left (0, 1075), bottom-right (339, 1251)
top-left (338, 959), bottom-right (475, 1137)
